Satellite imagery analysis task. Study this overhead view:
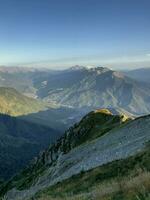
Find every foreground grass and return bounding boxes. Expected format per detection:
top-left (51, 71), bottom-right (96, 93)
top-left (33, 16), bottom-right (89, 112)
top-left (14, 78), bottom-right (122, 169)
top-left (33, 171), bottom-right (150, 200)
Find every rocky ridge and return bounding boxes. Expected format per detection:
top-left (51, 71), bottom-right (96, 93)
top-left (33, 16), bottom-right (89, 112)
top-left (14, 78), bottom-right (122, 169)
top-left (1, 109), bottom-right (150, 200)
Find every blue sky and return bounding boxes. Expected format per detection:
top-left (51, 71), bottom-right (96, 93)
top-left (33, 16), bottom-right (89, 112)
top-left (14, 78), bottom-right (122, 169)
top-left (0, 0), bottom-right (150, 69)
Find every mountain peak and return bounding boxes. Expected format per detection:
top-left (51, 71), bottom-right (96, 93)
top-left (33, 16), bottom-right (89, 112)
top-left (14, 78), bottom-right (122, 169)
top-left (87, 66), bottom-right (111, 74)
top-left (68, 65), bottom-right (87, 71)
top-left (93, 108), bottom-right (113, 115)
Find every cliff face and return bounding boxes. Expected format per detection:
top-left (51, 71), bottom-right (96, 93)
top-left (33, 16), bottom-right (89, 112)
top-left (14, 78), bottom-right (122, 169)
top-left (1, 110), bottom-right (150, 200)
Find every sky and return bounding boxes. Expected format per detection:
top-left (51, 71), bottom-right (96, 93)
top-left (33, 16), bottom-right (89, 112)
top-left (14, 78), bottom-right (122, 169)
top-left (0, 0), bottom-right (150, 69)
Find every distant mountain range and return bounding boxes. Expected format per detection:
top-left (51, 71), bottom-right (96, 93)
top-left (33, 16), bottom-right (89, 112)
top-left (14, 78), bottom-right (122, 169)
top-left (124, 67), bottom-right (150, 83)
top-left (0, 66), bottom-right (150, 116)
top-left (1, 109), bottom-right (149, 200)
top-left (35, 66), bottom-right (150, 115)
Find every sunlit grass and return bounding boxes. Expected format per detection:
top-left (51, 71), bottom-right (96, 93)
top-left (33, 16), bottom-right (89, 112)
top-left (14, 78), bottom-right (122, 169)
top-left (36, 171), bottom-right (150, 200)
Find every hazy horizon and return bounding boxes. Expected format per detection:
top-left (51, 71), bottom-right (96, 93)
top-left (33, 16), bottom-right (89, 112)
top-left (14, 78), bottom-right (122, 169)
top-left (0, 0), bottom-right (150, 69)
top-left (0, 63), bottom-right (150, 72)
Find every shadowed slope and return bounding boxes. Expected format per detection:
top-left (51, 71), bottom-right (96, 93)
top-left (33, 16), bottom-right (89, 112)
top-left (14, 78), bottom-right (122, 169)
top-left (0, 114), bottom-right (60, 180)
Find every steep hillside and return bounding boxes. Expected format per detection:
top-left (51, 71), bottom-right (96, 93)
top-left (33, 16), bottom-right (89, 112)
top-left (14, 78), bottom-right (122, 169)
top-left (28, 143), bottom-right (150, 200)
top-left (0, 87), bottom-right (45, 116)
top-left (35, 66), bottom-right (150, 115)
top-left (1, 109), bottom-right (150, 200)
top-left (0, 114), bottom-right (60, 181)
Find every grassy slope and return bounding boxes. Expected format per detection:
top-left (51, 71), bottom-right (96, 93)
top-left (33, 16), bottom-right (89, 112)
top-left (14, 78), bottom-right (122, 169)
top-left (32, 143), bottom-right (150, 200)
top-left (0, 87), bottom-right (45, 116)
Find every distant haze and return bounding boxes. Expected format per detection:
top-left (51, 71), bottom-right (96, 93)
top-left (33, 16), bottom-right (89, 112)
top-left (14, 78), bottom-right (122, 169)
top-left (0, 0), bottom-right (150, 69)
